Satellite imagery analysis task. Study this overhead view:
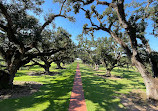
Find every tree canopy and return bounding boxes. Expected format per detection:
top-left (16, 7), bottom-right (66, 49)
top-left (0, 0), bottom-right (74, 89)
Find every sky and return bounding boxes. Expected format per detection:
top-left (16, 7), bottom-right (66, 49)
top-left (32, 0), bottom-right (158, 51)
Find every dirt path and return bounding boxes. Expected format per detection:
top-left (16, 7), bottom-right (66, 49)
top-left (69, 64), bottom-right (87, 111)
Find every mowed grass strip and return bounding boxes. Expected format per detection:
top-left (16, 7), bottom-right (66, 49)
top-left (0, 62), bottom-right (77, 111)
top-left (79, 63), bottom-right (145, 111)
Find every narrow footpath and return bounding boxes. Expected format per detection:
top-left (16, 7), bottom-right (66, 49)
top-left (69, 64), bottom-right (87, 111)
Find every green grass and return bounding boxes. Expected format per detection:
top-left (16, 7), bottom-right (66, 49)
top-left (0, 62), bottom-right (77, 111)
top-left (0, 61), bottom-right (146, 111)
top-left (79, 63), bottom-right (145, 111)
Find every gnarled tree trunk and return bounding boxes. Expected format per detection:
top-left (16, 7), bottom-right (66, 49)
top-left (105, 68), bottom-right (112, 77)
top-left (132, 55), bottom-right (158, 100)
top-left (44, 65), bottom-right (50, 74)
top-left (0, 59), bottom-right (21, 89)
top-left (109, 31), bottom-right (158, 100)
top-left (43, 60), bottom-right (51, 74)
top-left (0, 70), bottom-right (10, 89)
top-left (8, 59), bottom-right (21, 88)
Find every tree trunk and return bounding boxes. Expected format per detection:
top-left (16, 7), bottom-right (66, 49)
top-left (0, 64), bottom-right (19, 89)
top-left (44, 62), bottom-right (51, 74)
top-left (44, 66), bottom-right (50, 74)
top-left (132, 56), bottom-right (158, 100)
top-left (105, 69), bottom-right (112, 77)
top-left (0, 70), bottom-right (10, 89)
top-left (56, 61), bottom-right (63, 69)
top-left (8, 64), bottom-right (19, 88)
top-left (94, 64), bottom-right (99, 70)
top-left (6, 56), bottom-right (22, 89)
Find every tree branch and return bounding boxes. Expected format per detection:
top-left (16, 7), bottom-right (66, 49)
top-left (146, 0), bottom-right (153, 9)
top-left (40, 0), bottom-right (67, 32)
top-left (80, 1), bottom-right (132, 58)
top-left (31, 60), bottom-right (44, 68)
top-left (109, 30), bottom-right (132, 58)
top-left (83, 0), bottom-right (95, 5)
top-left (41, 14), bottom-right (66, 31)
top-left (25, 48), bottom-right (65, 58)
top-left (108, 22), bottom-right (114, 30)
top-left (96, 0), bottom-right (110, 6)
top-left (0, 2), bottom-right (24, 49)
top-left (59, 0), bottom-right (66, 15)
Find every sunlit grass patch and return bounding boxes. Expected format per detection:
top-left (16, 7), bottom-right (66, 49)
top-left (0, 62), bottom-right (77, 111)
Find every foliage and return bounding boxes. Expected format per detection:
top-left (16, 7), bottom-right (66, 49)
top-left (52, 27), bottom-right (76, 68)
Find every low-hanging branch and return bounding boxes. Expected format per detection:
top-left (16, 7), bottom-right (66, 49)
top-left (40, 0), bottom-right (67, 32)
top-left (24, 48), bottom-right (66, 58)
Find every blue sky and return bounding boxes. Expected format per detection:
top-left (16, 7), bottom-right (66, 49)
top-left (34, 0), bottom-right (158, 51)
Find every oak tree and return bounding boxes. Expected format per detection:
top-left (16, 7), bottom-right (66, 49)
top-left (69, 0), bottom-right (158, 100)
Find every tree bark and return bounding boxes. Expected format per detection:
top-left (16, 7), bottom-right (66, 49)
top-left (44, 63), bottom-right (51, 74)
top-left (8, 60), bottom-right (21, 88)
top-left (0, 62), bottom-right (20, 89)
top-left (44, 66), bottom-right (50, 74)
top-left (132, 56), bottom-right (158, 100)
top-left (0, 70), bottom-right (10, 89)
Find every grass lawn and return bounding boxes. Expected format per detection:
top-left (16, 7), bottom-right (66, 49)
top-left (0, 61), bottom-right (146, 111)
top-left (0, 62), bottom-right (77, 111)
top-left (79, 63), bottom-right (145, 111)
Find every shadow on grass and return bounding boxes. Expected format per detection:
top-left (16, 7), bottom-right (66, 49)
top-left (79, 66), bottom-right (126, 111)
top-left (0, 64), bottom-right (77, 111)
top-left (112, 68), bottom-right (136, 78)
top-left (15, 72), bottom-right (27, 77)
top-left (79, 65), bottom-right (146, 111)
top-left (95, 67), bottom-right (144, 88)
top-left (112, 68), bottom-right (145, 88)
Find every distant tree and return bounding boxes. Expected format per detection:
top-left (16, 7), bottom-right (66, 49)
top-left (26, 27), bottom-right (76, 73)
top-left (92, 54), bottom-right (101, 70)
top-left (77, 34), bottom-right (94, 67)
top-left (96, 37), bottom-right (127, 76)
top-left (26, 29), bottom-right (56, 74)
top-left (78, 34), bottom-right (128, 76)
top-left (52, 27), bottom-right (76, 69)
